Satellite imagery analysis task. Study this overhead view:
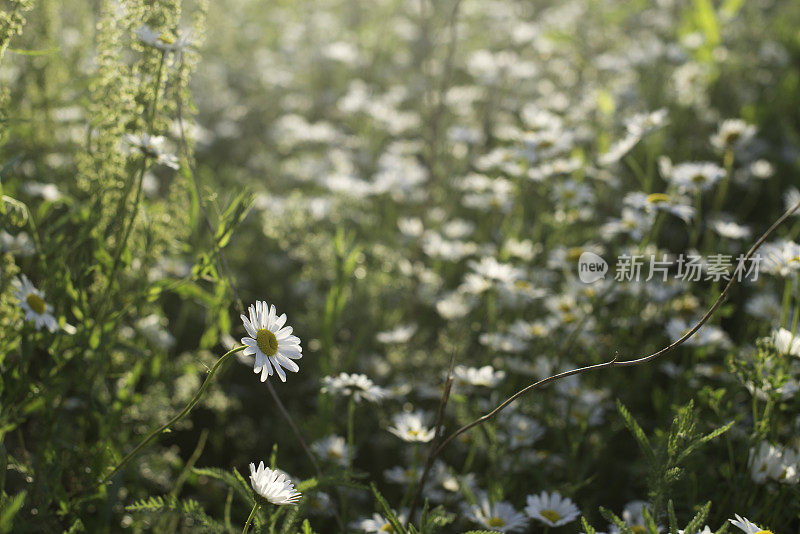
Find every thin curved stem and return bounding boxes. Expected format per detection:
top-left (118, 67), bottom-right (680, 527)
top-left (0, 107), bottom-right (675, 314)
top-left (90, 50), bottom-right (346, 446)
top-left (96, 345), bottom-right (245, 488)
top-left (423, 197), bottom-right (800, 474)
top-left (242, 502), bottom-right (259, 534)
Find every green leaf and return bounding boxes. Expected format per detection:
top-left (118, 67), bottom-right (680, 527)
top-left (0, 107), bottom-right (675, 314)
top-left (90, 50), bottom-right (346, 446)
top-left (0, 491), bottom-right (27, 533)
top-left (370, 483), bottom-right (407, 534)
top-left (617, 400), bottom-right (656, 465)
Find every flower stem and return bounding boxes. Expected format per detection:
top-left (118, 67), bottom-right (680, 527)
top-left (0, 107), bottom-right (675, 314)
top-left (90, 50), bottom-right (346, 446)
top-left (242, 502), bottom-right (259, 534)
top-left (96, 345), bottom-right (245, 488)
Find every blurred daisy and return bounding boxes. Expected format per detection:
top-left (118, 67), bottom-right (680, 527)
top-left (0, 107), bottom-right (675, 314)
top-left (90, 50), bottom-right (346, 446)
top-left (525, 491), bottom-right (580, 527)
top-left (13, 275), bottom-right (58, 332)
top-left (240, 301), bottom-right (302, 382)
top-left (666, 162), bottom-right (725, 192)
top-left (453, 365), bottom-right (506, 388)
top-left (135, 24), bottom-right (192, 52)
top-left (468, 496), bottom-right (528, 533)
top-left (311, 435), bottom-right (351, 467)
top-left (376, 324), bottom-right (417, 344)
top-left (388, 411), bottom-right (435, 443)
top-left (351, 512), bottom-right (406, 533)
top-left (711, 119), bottom-right (756, 152)
top-left (729, 514), bottom-right (771, 534)
top-left (125, 133), bottom-right (179, 169)
top-left (321, 372), bottom-right (385, 403)
top-left (248, 462), bottom-right (301, 505)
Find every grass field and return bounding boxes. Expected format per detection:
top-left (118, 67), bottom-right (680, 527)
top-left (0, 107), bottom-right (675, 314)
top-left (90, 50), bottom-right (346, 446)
top-left (2, 0), bottom-right (800, 532)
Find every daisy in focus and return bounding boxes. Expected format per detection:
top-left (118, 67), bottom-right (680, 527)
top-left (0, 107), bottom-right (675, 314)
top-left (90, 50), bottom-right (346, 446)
top-left (14, 275), bottom-right (58, 332)
top-left (241, 301), bottom-right (302, 382)
top-left (729, 514), bottom-right (772, 534)
top-left (248, 461), bottom-right (301, 505)
top-left (524, 491), bottom-right (580, 527)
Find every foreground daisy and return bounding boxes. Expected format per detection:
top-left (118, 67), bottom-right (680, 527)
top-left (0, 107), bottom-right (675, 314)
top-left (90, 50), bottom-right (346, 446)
top-left (468, 496), bottom-right (528, 533)
top-left (241, 301), bottom-right (302, 382)
top-left (13, 275), bottom-right (58, 332)
top-left (525, 491), bottom-right (580, 527)
top-left (729, 514), bottom-right (772, 533)
top-left (248, 462), bottom-right (301, 505)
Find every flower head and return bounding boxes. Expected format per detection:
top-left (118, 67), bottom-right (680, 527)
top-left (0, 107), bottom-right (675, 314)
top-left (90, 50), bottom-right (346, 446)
top-left (125, 133), bottom-right (179, 169)
top-left (468, 496), bottom-right (528, 533)
top-left (524, 491), bottom-right (580, 527)
top-left (321, 372), bottom-right (386, 403)
top-left (729, 514), bottom-right (772, 534)
top-left (388, 411), bottom-right (435, 443)
top-left (241, 301), bottom-right (302, 382)
top-left (13, 275), bottom-right (58, 332)
top-left (135, 24), bottom-right (192, 52)
top-left (248, 462), bottom-right (301, 505)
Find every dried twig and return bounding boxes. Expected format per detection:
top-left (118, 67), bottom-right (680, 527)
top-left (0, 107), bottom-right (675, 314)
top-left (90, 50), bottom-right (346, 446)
top-left (405, 198), bottom-right (800, 523)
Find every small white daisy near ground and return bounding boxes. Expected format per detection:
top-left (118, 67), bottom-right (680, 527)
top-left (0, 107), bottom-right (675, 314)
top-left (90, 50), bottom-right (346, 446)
top-left (248, 462), bottom-right (301, 505)
top-left (468, 496), bottom-right (528, 533)
top-left (240, 301), bottom-right (302, 382)
top-left (14, 275), bottom-right (58, 332)
top-left (524, 490), bottom-right (580, 527)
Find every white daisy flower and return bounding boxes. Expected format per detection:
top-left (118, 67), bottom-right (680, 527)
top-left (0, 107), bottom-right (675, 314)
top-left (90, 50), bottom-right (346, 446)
top-left (240, 301), bottom-right (302, 382)
top-left (311, 435), bottom-right (351, 467)
top-left (666, 162), bottom-right (725, 192)
top-left (729, 514), bottom-right (772, 534)
top-left (376, 324), bottom-right (417, 344)
top-left (468, 496), bottom-right (528, 533)
top-left (388, 411), bottom-right (436, 443)
top-left (453, 365), bottom-right (506, 388)
top-left (135, 24), bottom-right (192, 52)
top-left (124, 133), bottom-right (180, 169)
top-left (350, 512), bottom-right (407, 533)
top-left (13, 275), bottom-right (58, 332)
top-left (321, 372), bottom-right (386, 403)
top-left (248, 462), bottom-right (301, 505)
top-left (711, 119), bottom-right (756, 152)
top-left (524, 491), bottom-right (580, 527)
top-left (772, 328), bottom-right (800, 356)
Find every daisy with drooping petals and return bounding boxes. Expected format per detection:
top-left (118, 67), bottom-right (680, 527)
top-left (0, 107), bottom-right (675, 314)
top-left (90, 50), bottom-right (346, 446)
top-left (241, 301), bottom-right (302, 382)
top-left (13, 275), bottom-right (58, 332)
top-left (729, 514), bottom-right (772, 534)
top-left (524, 491), bottom-right (580, 527)
top-left (248, 461), bottom-right (301, 505)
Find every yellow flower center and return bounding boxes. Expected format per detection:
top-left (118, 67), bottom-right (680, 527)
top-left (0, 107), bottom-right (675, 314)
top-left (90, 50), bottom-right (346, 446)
top-left (529, 325), bottom-right (546, 336)
top-left (541, 509), bottom-right (561, 523)
top-left (158, 32), bottom-right (175, 44)
top-left (566, 247), bottom-right (583, 262)
top-left (487, 517), bottom-right (507, 527)
top-left (691, 173), bottom-right (707, 184)
top-left (755, 531), bottom-right (773, 534)
top-left (408, 429), bottom-right (420, 437)
top-left (646, 193), bottom-right (670, 204)
top-left (26, 294), bottom-right (47, 315)
top-left (256, 328), bottom-right (279, 356)
top-left (379, 524), bottom-right (395, 533)
top-left (632, 526), bottom-right (647, 534)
